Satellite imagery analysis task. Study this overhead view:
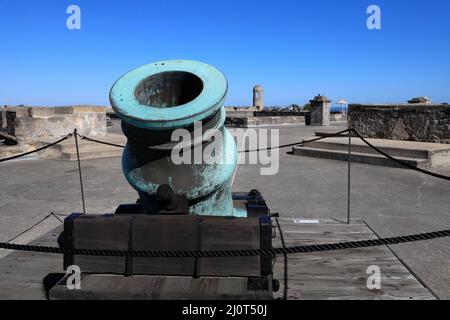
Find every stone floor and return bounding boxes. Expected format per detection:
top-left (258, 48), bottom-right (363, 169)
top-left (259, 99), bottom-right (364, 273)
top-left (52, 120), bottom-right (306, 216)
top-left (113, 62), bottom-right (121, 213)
top-left (0, 123), bottom-right (449, 298)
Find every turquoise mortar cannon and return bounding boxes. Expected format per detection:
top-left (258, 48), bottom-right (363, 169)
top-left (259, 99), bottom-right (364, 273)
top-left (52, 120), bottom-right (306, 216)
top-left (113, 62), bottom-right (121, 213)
top-left (110, 60), bottom-right (243, 217)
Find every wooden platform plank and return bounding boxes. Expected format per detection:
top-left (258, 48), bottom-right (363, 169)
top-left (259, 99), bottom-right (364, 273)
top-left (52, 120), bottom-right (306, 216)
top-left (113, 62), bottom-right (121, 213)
top-left (48, 274), bottom-right (272, 300)
top-left (0, 227), bottom-right (63, 299)
top-left (272, 218), bottom-right (436, 300)
top-left (0, 219), bottom-right (436, 300)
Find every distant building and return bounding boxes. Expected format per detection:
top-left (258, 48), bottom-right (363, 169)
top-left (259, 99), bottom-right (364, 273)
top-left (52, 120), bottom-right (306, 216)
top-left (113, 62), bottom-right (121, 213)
top-left (408, 97), bottom-right (431, 104)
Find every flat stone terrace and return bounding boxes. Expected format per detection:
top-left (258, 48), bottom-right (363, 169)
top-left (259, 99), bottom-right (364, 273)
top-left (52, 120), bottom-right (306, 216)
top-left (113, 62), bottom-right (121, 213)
top-left (0, 123), bottom-right (449, 298)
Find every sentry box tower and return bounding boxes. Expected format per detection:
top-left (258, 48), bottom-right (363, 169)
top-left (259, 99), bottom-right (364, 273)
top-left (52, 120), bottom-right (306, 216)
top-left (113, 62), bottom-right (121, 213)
top-left (48, 60), bottom-right (277, 300)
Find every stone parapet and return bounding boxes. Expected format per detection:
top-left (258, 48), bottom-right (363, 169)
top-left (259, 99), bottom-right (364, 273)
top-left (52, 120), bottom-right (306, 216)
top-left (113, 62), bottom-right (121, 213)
top-left (225, 115), bottom-right (305, 127)
top-left (4, 105), bottom-right (107, 147)
top-left (349, 104), bottom-right (450, 143)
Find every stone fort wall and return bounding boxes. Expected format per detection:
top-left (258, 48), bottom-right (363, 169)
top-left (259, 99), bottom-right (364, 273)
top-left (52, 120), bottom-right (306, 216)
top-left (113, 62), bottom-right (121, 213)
top-left (1, 105), bottom-right (106, 147)
top-left (349, 104), bottom-right (450, 143)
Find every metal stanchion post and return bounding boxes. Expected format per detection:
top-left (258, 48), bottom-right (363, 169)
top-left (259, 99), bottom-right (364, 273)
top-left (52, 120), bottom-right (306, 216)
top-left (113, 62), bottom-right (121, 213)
top-left (74, 128), bottom-right (86, 214)
top-left (347, 129), bottom-right (351, 224)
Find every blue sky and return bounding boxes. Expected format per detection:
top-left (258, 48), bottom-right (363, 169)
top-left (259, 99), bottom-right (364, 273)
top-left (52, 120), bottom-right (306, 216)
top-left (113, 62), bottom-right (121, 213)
top-left (1, 0), bottom-right (449, 106)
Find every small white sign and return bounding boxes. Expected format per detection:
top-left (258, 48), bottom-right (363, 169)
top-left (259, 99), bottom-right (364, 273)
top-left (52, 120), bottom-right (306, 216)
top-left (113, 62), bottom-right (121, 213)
top-left (293, 219), bottom-right (320, 224)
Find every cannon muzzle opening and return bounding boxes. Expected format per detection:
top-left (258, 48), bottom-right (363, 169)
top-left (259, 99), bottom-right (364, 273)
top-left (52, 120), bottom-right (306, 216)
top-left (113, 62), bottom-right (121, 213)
top-left (134, 71), bottom-right (204, 108)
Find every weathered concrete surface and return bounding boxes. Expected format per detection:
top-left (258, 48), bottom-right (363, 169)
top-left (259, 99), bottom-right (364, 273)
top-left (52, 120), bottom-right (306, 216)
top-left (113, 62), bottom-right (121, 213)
top-left (0, 157), bottom-right (137, 261)
top-left (330, 113), bottom-right (347, 122)
top-left (293, 136), bottom-right (450, 168)
top-left (0, 124), bottom-right (449, 298)
top-left (349, 104), bottom-right (450, 143)
top-left (226, 110), bottom-right (305, 117)
top-left (226, 110), bottom-right (257, 118)
top-left (37, 132), bottom-right (126, 161)
top-left (5, 106), bottom-right (107, 148)
top-left (225, 110), bottom-right (307, 127)
top-left (226, 115), bottom-right (305, 127)
top-left (0, 145), bottom-right (25, 159)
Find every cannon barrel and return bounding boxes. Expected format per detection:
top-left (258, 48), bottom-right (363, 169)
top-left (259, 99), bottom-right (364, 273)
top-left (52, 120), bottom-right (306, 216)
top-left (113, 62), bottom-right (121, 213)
top-left (110, 60), bottom-right (242, 216)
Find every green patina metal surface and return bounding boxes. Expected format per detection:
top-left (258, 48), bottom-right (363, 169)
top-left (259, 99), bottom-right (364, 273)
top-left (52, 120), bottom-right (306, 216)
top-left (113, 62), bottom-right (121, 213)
top-left (110, 60), bottom-right (242, 217)
top-left (110, 60), bottom-right (227, 130)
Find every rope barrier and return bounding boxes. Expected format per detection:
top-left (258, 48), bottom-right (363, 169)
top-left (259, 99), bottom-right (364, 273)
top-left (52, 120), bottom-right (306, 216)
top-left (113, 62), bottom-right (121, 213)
top-left (73, 130), bottom-right (450, 181)
top-left (78, 134), bottom-right (125, 148)
top-left (5, 214), bottom-right (52, 243)
top-left (238, 128), bottom-right (352, 153)
top-left (0, 228), bottom-right (448, 258)
top-left (2, 128), bottom-right (449, 182)
top-left (0, 133), bottom-right (73, 163)
top-left (50, 212), bottom-right (64, 223)
top-left (3, 212), bottom-right (63, 244)
top-left (76, 129), bottom-right (353, 154)
top-left (351, 129), bottom-right (450, 181)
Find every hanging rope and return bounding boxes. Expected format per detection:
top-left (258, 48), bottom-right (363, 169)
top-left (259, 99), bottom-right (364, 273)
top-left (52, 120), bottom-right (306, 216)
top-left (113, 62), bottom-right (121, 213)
top-left (0, 133), bottom-right (73, 163)
top-left (351, 129), bottom-right (450, 181)
top-left (0, 228), bottom-right (448, 258)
